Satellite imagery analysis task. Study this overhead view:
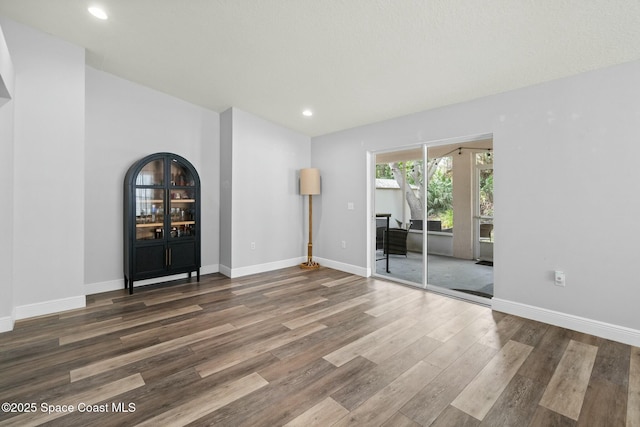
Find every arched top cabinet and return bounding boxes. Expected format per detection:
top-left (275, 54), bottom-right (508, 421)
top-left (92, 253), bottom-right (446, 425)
top-left (123, 152), bottom-right (201, 294)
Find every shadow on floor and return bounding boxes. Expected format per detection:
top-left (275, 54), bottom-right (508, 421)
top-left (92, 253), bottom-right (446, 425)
top-left (375, 251), bottom-right (493, 298)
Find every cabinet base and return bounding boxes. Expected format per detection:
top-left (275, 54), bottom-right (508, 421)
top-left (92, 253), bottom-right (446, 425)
top-left (125, 269), bottom-right (200, 294)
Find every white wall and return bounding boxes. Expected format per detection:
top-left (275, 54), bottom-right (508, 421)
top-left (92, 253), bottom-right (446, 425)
top-left (84, 67), bottom-right (220, 293)
top-left (375, 187), bottom-right (411, 227)
top-left (0, 23), bottom-right (14, 331)
top-left (220, 109), bottom-right (233, 270)
top-left (1, 18), bottom-right (86, 318)
top-left (312, 59), bottom-right (640, 345)
top-left (0, 20), bottom-right (13, 101)
top-left (220, 108), bottom-right (311, 277)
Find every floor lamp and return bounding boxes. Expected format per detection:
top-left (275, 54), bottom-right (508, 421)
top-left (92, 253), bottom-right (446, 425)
top-left (300, 168), bottom-right (320, 269)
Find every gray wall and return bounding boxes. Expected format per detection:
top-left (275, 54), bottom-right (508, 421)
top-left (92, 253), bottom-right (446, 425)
top-left (84, 67), bottom-right (220, 293)
top-left (1, 18), bottom-right (86, 320)
top-left (312, 59), bottom-right (640, 341)
top-left (220, 108), bottom-right (311, 277)
top-left (220, 109), bottom-right (233, 270)
top-left (0, 23), bottom-right (14, 330)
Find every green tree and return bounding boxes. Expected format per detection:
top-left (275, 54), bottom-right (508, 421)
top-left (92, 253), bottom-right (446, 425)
top-left (375, 164), bottom-right (394, 179)
top-left (378, 158), bottom-right (453, 225)
top-left (427, 168), bottom-right (453, 217)
top-left (479, 172), bottom-right (493, 217)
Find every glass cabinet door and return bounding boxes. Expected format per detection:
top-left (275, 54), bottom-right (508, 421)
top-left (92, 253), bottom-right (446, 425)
top-left (135, 188), bottom-right (165, 240)
top-left (136, 159), bottom-right (164, 186)
top-left (170, 159), bottom-right (195, 187)
top-left (169, 159), bottom-right (196, 239)
top-left (169, 158), bottom-right (197, 239)
top-left (134, 158), bottom-right (166, 240)
top-left (169, 188), bottom-right (196, 239)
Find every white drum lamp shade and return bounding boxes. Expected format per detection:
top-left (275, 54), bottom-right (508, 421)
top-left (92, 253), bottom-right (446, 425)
top-left (300, 168), bottom-right (320, 195)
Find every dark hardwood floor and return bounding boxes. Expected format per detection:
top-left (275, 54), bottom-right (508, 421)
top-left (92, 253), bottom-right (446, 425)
top-left (0, 267), bottom-right (638, 426)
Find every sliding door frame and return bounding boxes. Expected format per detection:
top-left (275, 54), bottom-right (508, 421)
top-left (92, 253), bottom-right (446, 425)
top-left (369, 133), bottom-right (493, 305)
top-left (369, 144), bottom-right (427, 289)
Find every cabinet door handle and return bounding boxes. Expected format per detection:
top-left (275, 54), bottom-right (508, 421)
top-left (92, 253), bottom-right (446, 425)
top-left (168, 248), bottom-right (172, 266)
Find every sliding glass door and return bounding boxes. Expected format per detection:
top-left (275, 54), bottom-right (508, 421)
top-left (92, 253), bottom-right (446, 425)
top-left (373, 148), bottom-right (425, 288)
top-left (371, 136), bottom-right (494, 303)
top-left (475, 152), bottom-right (494, 263)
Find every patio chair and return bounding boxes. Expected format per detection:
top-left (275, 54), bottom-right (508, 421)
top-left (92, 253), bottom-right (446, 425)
top-left (384, 228), bottom-right (408, 256)
top-left (376, 218), bottom-right (388, 250)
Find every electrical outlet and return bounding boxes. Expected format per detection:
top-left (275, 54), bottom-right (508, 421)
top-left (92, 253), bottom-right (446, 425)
top-left (250, 242), bottom-right (256, 250)
top-left (347, 202), bottom-right (354, 210)
top-left (554, 270), bottom-right (565, 286)
top-left (341, 240), bottom-right (347, 249)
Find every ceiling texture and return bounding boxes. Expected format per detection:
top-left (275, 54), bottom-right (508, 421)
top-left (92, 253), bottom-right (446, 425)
top-left (1, 0), bottom-right (639, 137)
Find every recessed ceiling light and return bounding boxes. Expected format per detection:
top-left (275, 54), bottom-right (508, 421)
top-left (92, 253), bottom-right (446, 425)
top-left (88, 6), bottom-right (108, 20)
top-left (302, 109), bottom-right (313, 117)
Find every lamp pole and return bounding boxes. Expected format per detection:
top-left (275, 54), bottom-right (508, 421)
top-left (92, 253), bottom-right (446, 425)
top-left (302, 193), bottom-right (319, 269)
top-left (300, 168), bottom-right (320, 269)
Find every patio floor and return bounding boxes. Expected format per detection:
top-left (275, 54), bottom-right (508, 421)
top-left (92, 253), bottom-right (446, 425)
top-left (375, 251), bottom-right (494, 298)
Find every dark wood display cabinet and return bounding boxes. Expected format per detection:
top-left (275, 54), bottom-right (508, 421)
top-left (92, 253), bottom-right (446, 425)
top-left (123, 152), bottom-right (201, 294)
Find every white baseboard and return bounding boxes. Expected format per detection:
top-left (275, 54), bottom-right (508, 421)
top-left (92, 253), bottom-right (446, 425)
top-left (218, 257), bottom-right (368, 279)
top-left (220, 257), bottom-right (305, 279)
top-left (314, 257), bottom-right (369, 277)
top-left (492, 298), bottom-right (640, 347)
top-left (84, 264), bottom-right (220, 295)
top-left (14, 295), bottom-right (86, 321)
top-left (0, 310), bottom-right (15, 333)
top-left (219, 264), bottom-right (232, 278)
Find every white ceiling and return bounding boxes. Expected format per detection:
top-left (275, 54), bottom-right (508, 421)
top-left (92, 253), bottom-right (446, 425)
top-left (1, 1), bottom-right (639, 137)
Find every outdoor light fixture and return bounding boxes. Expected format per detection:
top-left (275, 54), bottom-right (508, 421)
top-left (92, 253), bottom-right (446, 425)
top-left (300, 168), bottom-right (321, 269)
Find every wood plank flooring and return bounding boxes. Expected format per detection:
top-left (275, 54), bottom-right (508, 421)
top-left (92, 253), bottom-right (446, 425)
top-left (0, 266), bottom-right (638, 426)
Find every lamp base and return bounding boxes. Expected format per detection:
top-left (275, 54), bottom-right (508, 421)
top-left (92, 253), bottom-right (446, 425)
top-left (300, 260), bottom-right (320, 270)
